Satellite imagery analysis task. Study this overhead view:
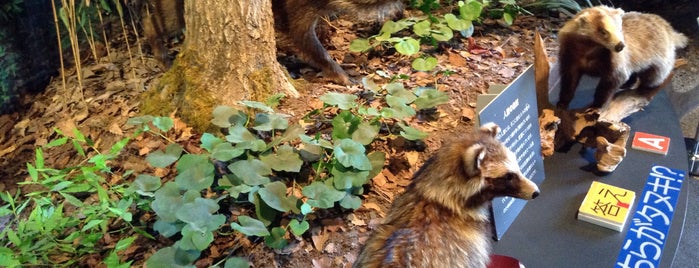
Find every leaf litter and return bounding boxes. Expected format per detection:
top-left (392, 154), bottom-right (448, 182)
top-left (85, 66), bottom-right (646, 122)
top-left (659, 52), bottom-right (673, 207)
top-left (0, 12), bottom-right (563, 267)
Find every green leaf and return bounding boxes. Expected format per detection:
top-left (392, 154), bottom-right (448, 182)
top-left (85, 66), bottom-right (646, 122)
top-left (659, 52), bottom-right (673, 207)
top-left (331, 110), bottom-right (361, 141)
top-left (352, 122), bottom-right (379, 145)
top-left (133, 174), bottom-right (162, 195)
top-left (146, 246), bottom-right (198, 268)
top-left (82, 219), bottom-right (104, 232)
top-left (400, 125), bottom-right (429, 141)
top-left (180, 224), bottom-right (215, 251)
top-left (300, 134), bottom-right (334, 149)
top-left (413, 19), bottom-right (432, 37)
top-left (460, 24), bottom-right (475, 37)
top-left (444, 13), bottom-right (473, 31)
top-left (266, 93), bottom-right (286, 108)
top-left (35, 147), bottom-right (44, 169)
top-left (278, 124), bottom-right (305, 144)
top-left (151, 182), bottom-right (184, 222)
top-left (126, 115), bottom-right (154, 126)
top-left (258, 181), bottom-right (298, 213)
top-left (253, 113), bottom-right (289, 131)
top-left (228, 184), bottom-right (257, 199)
top-left (211, 106), bottom-right (247, 128)
top-left (153, 220), bottom-right (184, 238)
top-left (503, 12), bottom-right (514, 26)
top-left (361, 77), bottom-right (381, 93)
top-left (228, 158), bottom-right (271, 186)
top-left (319, 92), bottom-right (358, 110)
top-left (175, 154), bottom-right (214, 191)
top-left (302, 182), bottom-right (346, 208)
top-left (45, 136), bottom-right (68, 147)
top-left (153, 117), bottom-right (174, 132)
top-left (384, 95), bottom-right (416, 119)
top-left (264, 227), bottom-right (288, 249)
top-left (331, 167), bottom-right (370, 190)
top-left (253, 193), bottom-right (277, 226)
top-left (200, 133), bottom-right (224, 152)
top-left (212, 142), bottom-right (245, 161)
top-left (175, 198), bottom-right (222, 231)
top-left (224, 257), bottom-right (251, 268)
top-left (236, 140), bottom-right (267, 152)
top-left (349, 38), bottom-right (372, 53)
top-left (226, 125), bottom-right (258, 143)
top-left (146, 143), bottom-right (183, 168)
top-left (240, 100), bottom-right (274, 113)
top-left (386, 83), bottom-right (417, 103)
top-left (300, 203), bottom-right (313, 215)
top-left (367, 151), bottom-right (386, 179)
top-left (299, 142), bottom-right (322, 162)
top-left (60, 192), bottom-right (84, 207)
top-left (289, 219), bottom-right (310, 236)
top-left (334, 139), bottom-right (372, 170)
top-left (394, 38), bottom-right (420, 56)
top-left (231, 215), bottom-right (270, 236)
top-left (339, 194), bottom-right (362, 209)
top-left (379, 20), bottom-right (406, 35)
top-left (413, 87), bottom-right (449, 109)
top-left (460, 0), bottom-right (484, 21)
top-left (412, 56), bottom-right (439, 72)
top-left (259, 145), bottom-right (303, 172)
top-left (27, 163), bottom-right (38, 180)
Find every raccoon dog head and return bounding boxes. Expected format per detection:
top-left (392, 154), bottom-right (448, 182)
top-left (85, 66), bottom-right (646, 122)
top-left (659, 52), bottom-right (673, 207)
top-left (572, 5), bottom-right (626, 52)
top-left (465, 123), bottom-right (540, 201)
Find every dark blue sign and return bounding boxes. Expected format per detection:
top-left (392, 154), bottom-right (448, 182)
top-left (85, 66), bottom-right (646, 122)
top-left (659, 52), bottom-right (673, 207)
top-left (477, 66), bottom-right (546, 240)
top-left (615, 165), bottom-right (685, 268)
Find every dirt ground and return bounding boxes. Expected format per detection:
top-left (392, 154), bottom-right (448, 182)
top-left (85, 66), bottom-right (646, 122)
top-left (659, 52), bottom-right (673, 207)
top-left (0, 4), bottom-right (695, 267)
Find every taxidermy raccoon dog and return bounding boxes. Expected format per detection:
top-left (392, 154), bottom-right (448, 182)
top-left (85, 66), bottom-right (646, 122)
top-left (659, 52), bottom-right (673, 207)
top-left (272, 0), bottom-right (403, 85)
top-left (556, 5), bottom-right (688, 109)
top-left (353, 123), bottom-right (540, 268)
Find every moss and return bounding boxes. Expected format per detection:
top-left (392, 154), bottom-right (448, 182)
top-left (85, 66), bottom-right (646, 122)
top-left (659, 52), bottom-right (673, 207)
top-left (139, 50), bottom-right (215, 132)
top-left (140, 50), bottom-right (301, 132)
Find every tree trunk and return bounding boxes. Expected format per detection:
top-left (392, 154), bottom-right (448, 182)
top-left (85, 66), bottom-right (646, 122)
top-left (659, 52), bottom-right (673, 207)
top-left (141, 0), bottom-right (298, 131)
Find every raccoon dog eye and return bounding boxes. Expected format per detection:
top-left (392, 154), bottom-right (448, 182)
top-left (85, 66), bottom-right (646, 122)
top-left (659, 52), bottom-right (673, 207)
top-left (598, 28), bottom-right (609, 37)
top-left (505, 173), bottom-right (516, 181)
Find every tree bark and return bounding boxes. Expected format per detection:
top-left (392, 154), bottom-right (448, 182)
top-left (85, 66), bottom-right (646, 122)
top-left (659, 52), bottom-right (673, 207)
top-left (141, 0), bottom-right (298, 131)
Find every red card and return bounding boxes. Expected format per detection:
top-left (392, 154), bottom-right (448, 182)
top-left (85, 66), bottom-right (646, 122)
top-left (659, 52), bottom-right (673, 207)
top-left (631, 132), bottom-right (670, 155)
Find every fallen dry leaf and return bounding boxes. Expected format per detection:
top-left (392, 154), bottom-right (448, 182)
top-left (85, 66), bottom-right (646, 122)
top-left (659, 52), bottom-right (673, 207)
top-left (108, 122), bottom-right (124, 136)
top-left (405, 151), bottom-right (420, 167)
top-left (347, 213), bottom-right (366, 226)
top-left (461, 107), bottom-right (476, 121)
top-left (311, 227), bottom-right (328, 252)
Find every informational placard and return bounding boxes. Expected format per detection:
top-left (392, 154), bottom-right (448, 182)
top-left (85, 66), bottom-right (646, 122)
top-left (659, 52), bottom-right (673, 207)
top-left (476, 66), bottom-right (546, 240)
top-left (615, 165), bottom-right (685, 268)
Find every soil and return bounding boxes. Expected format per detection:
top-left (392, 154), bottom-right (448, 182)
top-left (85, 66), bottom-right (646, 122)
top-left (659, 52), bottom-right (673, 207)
top-left (0, 4), bottom-right (695, 268)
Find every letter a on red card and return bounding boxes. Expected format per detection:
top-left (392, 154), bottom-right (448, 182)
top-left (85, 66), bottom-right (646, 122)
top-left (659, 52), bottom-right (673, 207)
top-left (631, 131), bottom-right (670, 155)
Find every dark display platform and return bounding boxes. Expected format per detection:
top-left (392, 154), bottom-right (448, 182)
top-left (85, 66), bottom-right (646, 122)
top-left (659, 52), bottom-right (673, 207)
top-left (492, 84), bottom-right (689, 267)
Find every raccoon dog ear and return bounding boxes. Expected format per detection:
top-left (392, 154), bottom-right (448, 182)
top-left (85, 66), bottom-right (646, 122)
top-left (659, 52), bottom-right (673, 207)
top-left (576, 11), bottom-right (589, 26)
top-left (479, 122), bottom-right (500, 138)
top-left (464, 143), bottom-right (486, 177)
top-left (610, 7), bottom-right (625, 16)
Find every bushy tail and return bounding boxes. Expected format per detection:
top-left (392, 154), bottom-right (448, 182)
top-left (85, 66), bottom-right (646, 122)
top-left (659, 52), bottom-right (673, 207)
top-left (673, 32), bottom-right (689, 49)
top-left (329, 0), bottom-right (404, 21)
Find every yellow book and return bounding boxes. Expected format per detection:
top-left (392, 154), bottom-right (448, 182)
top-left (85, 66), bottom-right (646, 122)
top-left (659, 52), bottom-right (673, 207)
top-left (577, 181), bottom-right (636, 232)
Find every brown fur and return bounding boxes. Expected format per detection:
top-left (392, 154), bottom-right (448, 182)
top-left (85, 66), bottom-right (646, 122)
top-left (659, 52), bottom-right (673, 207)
top-left (272, 0), bottom-right (403, 85)
top-left (556, 6), bottom-right (688, 109)
top-left (353, 123), bottom-right (540, 268)
top-left (137, 0), bottom-right (185, 68)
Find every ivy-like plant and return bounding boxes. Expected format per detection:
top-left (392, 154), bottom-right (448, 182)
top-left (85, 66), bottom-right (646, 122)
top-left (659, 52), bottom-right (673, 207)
top-left (350, 0), bottom-right (531, 72)
top-left (130, 81), bottom-right (448, 266)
